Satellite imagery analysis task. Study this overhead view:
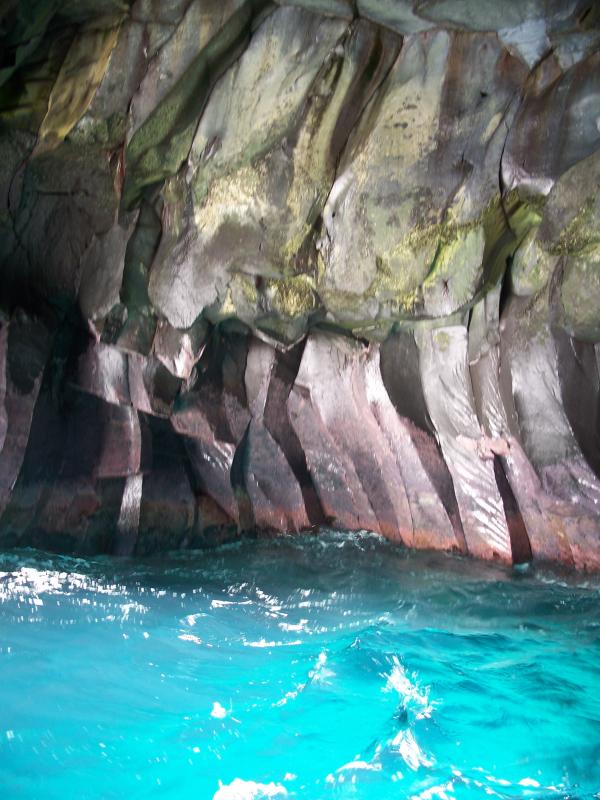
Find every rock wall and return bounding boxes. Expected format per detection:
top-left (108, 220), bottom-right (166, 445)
top-left (0, 0), bottom-right (599, 566)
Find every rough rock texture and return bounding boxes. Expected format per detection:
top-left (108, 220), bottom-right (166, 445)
top-left (0, 0), bottom-right (599, 567)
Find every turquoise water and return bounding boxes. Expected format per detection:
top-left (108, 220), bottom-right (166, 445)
top-left (1, 532), bottom-right (600, 800)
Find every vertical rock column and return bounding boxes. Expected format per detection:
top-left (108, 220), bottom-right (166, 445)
top-left (501, 292), bottom-right (600, 570)
top-left (363, 346), bottom-right (461, 552)
top-left (416, 325), bottom-right (512, 562)
top-left (235, 339), bottom-right (311, 532)
top-left (469, 287), bottom-right (570, 565)
top-left (288, 333), bottom-right (420, 542)
top-left (0, 312), bottom-right (52, 518)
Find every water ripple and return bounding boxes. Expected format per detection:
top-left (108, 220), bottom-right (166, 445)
top-left (0, 533), bottom-right (599, 799)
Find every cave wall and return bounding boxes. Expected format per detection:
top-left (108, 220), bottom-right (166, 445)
top-left (0, 0), bottom-right (599, 567)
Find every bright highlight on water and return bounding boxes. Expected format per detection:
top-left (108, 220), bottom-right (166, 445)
top-left (1, 532), bottom-right (599, 799)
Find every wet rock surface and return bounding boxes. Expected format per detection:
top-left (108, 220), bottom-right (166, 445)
top-left (0, 0), bottom-right (599, 567)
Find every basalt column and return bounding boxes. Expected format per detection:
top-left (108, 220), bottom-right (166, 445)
top-left (0, 0), bottom-right (599, 567)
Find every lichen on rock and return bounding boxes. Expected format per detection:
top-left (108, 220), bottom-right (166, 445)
top-left (0, 0), bottom-right (599, 568)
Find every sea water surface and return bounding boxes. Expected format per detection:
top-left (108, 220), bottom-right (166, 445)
top-left (1, 531), bottom-right (599, 800)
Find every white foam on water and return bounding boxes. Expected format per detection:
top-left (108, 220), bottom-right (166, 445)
top-left (119, 601), bottom-right (147, 621)
top-left (278, 619), bottom-right (308, 632)
top-left (273, 650), bottom-right (334, 707)
top-left (211, 599), bottom-right (253, 608)
top-left (273, 685), bottom-right (302, 707)
top-left (410, 779), bottom-right (455, 800)
top-left (383, 656), bottom-right (435, 719)
top-left (213, 778), bottom-right (288, 799)
top-left (243, 639), bottom-right (302, 648)
top-left (336, 760), bottom-right (382, 773)
top-left (308, 650), bottom-right (335, 684)
top-left (518, 777), bottom-right (541, 788)
top-left (0, 566), bottom-right (126, 602)
top-left (211, 702), bottom-right (227, 719)
top-left (391, 729), bottom-right (434, 771)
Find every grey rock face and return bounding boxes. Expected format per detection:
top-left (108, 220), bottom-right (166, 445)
top-left (502, 51), bottom-right (600, 197)
top-left (417, 324), bottom-right (512, 562)
top-left (0, 0), bottom-right (599, 567)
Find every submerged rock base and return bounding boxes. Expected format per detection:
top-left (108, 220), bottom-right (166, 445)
top-left (0, 1), bottom-right (599, 566)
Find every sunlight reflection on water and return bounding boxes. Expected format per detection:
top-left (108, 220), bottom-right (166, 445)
top-left (0, 531), bottom-right (599, 799)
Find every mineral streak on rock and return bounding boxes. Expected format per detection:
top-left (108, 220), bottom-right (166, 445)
top-left (0, 0), bottom-right (599, 567)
